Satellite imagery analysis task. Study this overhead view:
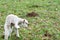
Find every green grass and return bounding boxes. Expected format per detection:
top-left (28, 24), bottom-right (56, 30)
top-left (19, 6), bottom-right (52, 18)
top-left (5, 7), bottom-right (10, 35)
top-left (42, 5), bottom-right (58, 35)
top-left (0, 0), bottom-right (60, 40)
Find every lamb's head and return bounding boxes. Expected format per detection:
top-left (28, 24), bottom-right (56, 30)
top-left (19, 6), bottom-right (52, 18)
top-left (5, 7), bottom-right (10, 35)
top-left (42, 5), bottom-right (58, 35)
top-left (18, 19), bottom-right (29, 28)
top-left (23, 19), bottom-right (29, 27)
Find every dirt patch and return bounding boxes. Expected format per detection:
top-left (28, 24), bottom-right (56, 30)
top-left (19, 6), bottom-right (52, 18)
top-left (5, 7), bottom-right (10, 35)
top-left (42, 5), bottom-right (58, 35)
top-left (42, 31), bottom-right (52, 40)
top-left (28, 5), bottom-right (41, 8)
top-left (26, 12), bottom-right (39, 17)
top-left (44, 31), bottom-right (52, 38)
top-left (31, 5), bottom-right (40, 8)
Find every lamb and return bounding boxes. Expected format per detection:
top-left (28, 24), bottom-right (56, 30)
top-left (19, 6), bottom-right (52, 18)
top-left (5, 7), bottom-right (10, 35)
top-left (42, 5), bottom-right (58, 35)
top-left (4, 14), bottom-right (29, 40)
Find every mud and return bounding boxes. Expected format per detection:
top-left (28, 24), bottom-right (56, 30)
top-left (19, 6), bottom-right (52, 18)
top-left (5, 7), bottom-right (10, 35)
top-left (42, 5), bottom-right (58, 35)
top-left (26, 12), bottom-right (38, 17)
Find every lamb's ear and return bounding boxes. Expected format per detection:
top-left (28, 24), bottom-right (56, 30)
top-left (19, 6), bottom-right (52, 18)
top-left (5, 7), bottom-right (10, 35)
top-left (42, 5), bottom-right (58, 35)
top-left (23, 19), bottom-right (25, 23)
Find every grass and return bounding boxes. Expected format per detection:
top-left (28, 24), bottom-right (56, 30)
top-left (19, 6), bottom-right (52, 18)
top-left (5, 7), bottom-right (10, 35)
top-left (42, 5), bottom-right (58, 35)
top-left (0, 0), bottom-right (60, 40)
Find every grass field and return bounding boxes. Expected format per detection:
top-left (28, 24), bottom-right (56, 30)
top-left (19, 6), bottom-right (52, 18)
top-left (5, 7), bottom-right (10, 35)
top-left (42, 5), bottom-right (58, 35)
top-left (0, 0), bottom-right (60, 40)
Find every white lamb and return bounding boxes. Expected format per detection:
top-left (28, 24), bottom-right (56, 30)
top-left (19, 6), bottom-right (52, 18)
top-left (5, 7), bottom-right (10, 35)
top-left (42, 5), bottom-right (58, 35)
top-left (4, 14), bottom-right (29, 40)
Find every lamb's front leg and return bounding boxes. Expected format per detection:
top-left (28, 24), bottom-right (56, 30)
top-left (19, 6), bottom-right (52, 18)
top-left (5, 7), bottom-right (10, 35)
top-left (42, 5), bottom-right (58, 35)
top-left (14, 22), bottom-right (20, 37)
top-left (15, 28), bottom-right (20, 38)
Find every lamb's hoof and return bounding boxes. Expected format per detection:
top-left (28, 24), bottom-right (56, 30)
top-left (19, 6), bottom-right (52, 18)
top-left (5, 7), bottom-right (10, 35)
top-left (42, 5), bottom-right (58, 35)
top-left (15, 36), bottom-right (20, 40)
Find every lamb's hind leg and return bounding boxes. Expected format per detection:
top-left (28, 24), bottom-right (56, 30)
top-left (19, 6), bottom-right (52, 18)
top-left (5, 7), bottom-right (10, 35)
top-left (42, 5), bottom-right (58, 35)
top-left (4, 24), bottom-right (11, 40)
top-left (4, 29), bottom-right (10, 40)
